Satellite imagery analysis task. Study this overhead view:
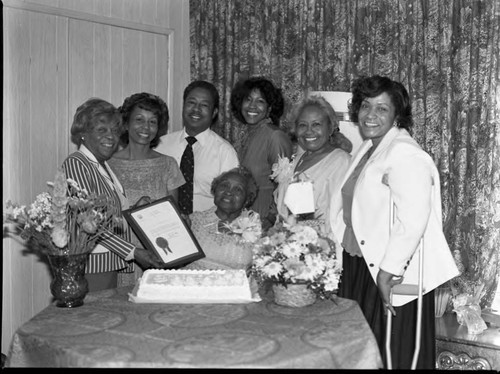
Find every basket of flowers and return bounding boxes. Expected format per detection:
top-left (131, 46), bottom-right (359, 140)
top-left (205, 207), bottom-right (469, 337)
top-left (251, 220), bottom-right (341, 307)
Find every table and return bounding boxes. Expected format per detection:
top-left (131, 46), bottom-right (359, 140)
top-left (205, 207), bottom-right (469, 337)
top-left (6, 286), bottom-right (383, 369)
top-left (435, 313), bottom-right (500, 370)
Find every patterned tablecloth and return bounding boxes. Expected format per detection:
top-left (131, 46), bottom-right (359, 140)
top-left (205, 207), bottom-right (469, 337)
top-left (6, 286), bottom-right (383, 368)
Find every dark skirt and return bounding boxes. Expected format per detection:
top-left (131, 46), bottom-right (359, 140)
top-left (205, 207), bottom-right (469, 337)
top-left (338, 250), bottom-right (435, 369)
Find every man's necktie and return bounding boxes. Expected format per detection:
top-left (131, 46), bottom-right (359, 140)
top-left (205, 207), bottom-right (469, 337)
top-left (178, 136), bottom-right (197, 215)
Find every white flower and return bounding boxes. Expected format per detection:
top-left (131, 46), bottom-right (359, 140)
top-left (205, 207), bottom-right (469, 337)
top-left (281, 242), bottom-right (303, 258)
top-left (295, 266), bottom-right (319, 282)
top-left (269, 231), bottom-right (287, 246)
top-left (323, 269), bottom-right (341, 291)
top-left (223, 209), bottom-right (262, 243)
top-left (12, 206), bottom-right (26, 220)
top-left (289, 225), bottom-right (318, 244)
top-left (51, 227), bottom-right (68, 248)
top-left (262, 262), bottom-right (283, 278)
top-left (270, 155), bottom-right (295, 184)
top-left (304, 253), bottom-right (326, 273)
top-left (254, 255), bottom-right (272, 268)
top-left (66, 178), bottom-right (80, 189)
top-left (242, 230), bottom-right (260, 243)
top-left (283, 258), bottom-right (306, 278)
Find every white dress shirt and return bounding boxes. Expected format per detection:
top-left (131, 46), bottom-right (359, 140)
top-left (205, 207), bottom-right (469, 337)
top-left (155, 128), bottom-right (239, 212)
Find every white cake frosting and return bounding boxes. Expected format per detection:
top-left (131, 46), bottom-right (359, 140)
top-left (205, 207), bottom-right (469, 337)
top-left (134, 268), bottom-right (256, 303)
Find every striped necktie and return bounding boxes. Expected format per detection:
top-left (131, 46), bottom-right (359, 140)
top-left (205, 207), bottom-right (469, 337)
top-left (178, 136), bottom-right (197, 214)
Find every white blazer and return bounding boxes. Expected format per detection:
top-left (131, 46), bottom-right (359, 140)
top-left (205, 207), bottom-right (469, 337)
top-left (329, 127), bottom-right (459, 306)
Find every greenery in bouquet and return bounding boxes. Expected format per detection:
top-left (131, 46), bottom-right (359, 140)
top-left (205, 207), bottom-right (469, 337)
top-left (4, 170), bottom-right (120, 256)
top-left (251, 220), bottom-right (341, 300)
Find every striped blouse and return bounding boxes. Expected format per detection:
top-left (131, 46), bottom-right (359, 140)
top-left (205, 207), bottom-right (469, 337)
top-left (62, 149), bottom-right (135, 274)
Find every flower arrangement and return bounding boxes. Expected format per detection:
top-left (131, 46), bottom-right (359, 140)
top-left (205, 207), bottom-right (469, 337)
top-left (4, 170), bottom-right (119, 256)
top-left (251, 220), bottom-right (341, 300)
top-left (221, 209), bottom-right (262, 243)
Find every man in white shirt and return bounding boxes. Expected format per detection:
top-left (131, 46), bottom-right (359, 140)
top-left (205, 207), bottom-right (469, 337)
top-left (155, 80), bottom-right (239, 212)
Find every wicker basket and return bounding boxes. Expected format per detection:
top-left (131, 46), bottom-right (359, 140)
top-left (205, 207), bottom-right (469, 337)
top-left (272, 283), bottom-right (317, 307)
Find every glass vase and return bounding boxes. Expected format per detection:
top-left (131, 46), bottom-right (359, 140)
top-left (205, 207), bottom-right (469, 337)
top-left (47, 253), bottom-right (89, 308)
top-left (272, 283), bottom-right (317, 307)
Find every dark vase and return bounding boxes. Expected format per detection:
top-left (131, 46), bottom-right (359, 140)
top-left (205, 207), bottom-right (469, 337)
top-left (47, 253), bottom-right (89, 308)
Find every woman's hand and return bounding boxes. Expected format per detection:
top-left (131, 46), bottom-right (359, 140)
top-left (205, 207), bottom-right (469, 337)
top-left (376, 268), bottom-right (404, 316)
top-left (180, 213), bottom-right (191, 227)
top-left (134, 247), bottom-right (168, 270)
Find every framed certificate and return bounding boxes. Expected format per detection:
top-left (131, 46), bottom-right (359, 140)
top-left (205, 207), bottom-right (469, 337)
top-left (123, 196), bottom-right (205, 267)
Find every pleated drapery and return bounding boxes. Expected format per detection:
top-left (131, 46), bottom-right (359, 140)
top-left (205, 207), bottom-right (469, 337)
top-left (190, 0), bottom-right (500, 308)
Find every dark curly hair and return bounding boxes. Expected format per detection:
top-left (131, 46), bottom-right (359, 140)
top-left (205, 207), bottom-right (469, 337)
top-left (184, 80), bottom-right (220, 125)
top-left (119, 92), bottom-right (169, 148)
top-left (349, 75), bottom-right (413, 134)
top-left (210, 166), bottom-right (259, 209)
top-left (71, 98), bottom-right (122, 148)
top-left (230, 76), bottom-right (284, 127)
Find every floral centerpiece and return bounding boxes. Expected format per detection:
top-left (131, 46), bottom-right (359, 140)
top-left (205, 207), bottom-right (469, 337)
top-left (4, 170), bottom-right (119, 256)
top-left (3, 169), bottom-right (119, 307)
top-left (251, 220), bottom-right (341, 307)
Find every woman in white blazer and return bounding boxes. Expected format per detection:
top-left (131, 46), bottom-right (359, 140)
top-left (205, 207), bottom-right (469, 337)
top-left (329, 75), bottom-right (459, 369)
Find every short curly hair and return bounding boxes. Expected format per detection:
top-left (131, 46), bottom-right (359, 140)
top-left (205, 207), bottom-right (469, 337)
top-left (230, 76), bottom-right (284, 127)
top-left (70, 98), bottom-right (122, 148)
top-left (349, 75), bottom-right (413, 134)
top-left (210, 166), bottom-right (259, 209)
top-left (118, 92), bottom-right (169, 148)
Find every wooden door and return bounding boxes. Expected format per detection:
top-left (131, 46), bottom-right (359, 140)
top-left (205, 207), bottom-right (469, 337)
top-left (2, 0), bottom-right (188, 354)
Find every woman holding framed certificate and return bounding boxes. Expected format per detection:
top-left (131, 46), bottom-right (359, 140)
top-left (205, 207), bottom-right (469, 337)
top-left (108, 92), bottom-right (185, 285)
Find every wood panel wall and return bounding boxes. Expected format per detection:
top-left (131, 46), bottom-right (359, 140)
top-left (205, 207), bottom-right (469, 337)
top-left (2, 0), bottom-right (190, 354)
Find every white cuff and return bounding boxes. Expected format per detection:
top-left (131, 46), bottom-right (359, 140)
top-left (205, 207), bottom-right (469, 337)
top-left (125, 247), bottom-right (136, 261)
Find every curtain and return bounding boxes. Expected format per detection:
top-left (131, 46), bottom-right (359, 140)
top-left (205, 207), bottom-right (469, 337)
top-left (190, 0), bottom-right (500, 308)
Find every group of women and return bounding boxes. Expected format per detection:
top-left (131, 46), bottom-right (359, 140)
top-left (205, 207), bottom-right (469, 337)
top-left (60, 74), bottom-right (458, 369)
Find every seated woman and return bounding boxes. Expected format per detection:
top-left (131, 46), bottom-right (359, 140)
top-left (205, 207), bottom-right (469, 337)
top-left (273, 95), bottom-right (351, 225)
top-left (183, 166), bottom-right (261, 271)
